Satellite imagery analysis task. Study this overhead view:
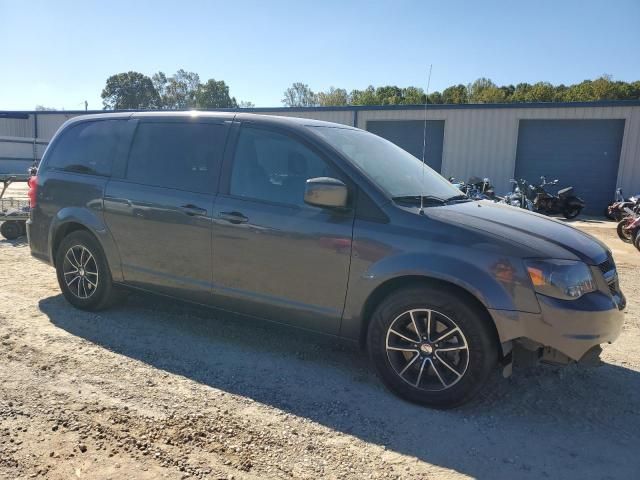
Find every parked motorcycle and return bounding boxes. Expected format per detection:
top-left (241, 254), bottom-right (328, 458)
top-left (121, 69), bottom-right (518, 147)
top-left (500, 179), bottom-right (533, 210)
top-left (616, 204), bottom-right (640, 245)
top-left (606, 188), bottom-right (640, 221)
top-left (528, 176), bottom-right (585, 219)
top-left (448, 176), bottom-right (497, 201)
top-left (466, 176), bottom-right (497, 200)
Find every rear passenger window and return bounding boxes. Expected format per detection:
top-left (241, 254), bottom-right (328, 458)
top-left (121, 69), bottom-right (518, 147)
top-left (126, 122), bottom-right (224, 193)
top-left (46, 120), bottom-right (123, 176)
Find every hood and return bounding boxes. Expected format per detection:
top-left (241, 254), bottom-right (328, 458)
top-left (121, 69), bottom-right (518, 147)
top-left (423, 201), bottom-right (608, 265)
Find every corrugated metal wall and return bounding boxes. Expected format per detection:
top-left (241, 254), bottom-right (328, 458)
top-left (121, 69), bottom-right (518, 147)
top-left (0, 106), bottom-right (639, 200)
top-left (357, 105), bottom-right (640, 198)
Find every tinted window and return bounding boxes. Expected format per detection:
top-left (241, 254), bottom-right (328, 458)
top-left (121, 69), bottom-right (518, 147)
top-left (46, 120), bottom-right (124, 176)
top-left (230, 127), bottom-right (335, 206)
top-left (127, 122), bottom-right (225, 192)
top-left (310, 126), bottom-right (461, 199)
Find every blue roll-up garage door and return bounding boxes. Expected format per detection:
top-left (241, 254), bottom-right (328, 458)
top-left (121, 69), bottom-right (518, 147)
top-left (514, 119), bottom-right (625, 214)
top-left (366, 120), bottom-right (445, 172)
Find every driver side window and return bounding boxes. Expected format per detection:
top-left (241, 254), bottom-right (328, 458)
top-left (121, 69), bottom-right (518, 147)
top-left (230, 127), bottom-right (335, 206)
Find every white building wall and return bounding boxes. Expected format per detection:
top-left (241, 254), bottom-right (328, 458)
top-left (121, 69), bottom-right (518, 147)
top-left (356, 105), bottom-right (640, 197)
top-left (0, 106), bottom-right (639, 197)
top-left (37, 113), bottom-right (83, 141)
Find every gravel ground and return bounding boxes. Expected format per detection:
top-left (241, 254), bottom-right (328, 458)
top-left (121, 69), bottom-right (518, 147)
top-left (0, 210), bottom-right (639, 479)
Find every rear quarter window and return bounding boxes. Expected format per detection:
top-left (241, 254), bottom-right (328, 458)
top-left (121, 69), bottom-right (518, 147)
top-left (44, 120), bottom-right (125, 176)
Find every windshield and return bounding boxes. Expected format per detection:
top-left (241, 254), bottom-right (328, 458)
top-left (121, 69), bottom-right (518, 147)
top-left (309, 126), bottom-right (462, 200)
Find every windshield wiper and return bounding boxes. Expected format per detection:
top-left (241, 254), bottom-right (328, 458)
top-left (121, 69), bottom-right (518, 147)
top-left (392, 195), bottom-right (447, 206)
top-left (445, 194), bottom-right (471, 204)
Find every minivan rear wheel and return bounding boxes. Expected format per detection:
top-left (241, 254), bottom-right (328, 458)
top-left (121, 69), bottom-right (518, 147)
top-left (367, 286), bottom-right (498, 409)
top-left (55, 231), bottom-right (120, 311)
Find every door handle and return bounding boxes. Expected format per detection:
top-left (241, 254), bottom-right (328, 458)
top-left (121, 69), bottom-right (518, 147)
top-left (180, 204), bottom-right (208, 216)
top-left (219, 211), bottom-right (249, 224)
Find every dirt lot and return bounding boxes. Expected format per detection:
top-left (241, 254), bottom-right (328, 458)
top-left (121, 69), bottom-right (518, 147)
top-left (1, 204), bottom-right (639, 478)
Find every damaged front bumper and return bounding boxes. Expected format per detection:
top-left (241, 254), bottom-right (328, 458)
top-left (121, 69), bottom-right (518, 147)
top-left (490, 288), bottom-right (625, 372)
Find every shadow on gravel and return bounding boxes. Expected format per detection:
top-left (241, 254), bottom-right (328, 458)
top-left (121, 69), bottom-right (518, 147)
top-left (0, 237), bottom-right (28, 247)
top-left (40, 293), bottom-right (640, 479)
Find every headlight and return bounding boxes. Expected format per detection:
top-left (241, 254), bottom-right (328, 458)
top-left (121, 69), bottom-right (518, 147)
top-left (525, 259), bottom-right (596, 300)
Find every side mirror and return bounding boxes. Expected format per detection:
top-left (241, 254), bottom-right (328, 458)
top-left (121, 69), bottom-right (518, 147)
top-left (304, 177), bottom-right (348, 209)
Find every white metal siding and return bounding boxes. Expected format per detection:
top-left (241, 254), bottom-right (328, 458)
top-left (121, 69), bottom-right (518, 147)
top-left (0, 116), bottom-right (34, 138)
top-left (0, 107), bottom-right (638, 198)
top-left (0, 138), bottom-right (34, 159)
top-left (357, 106), bottom-right (640, 198)
top-left (37, 113), bottom-right (82, 141)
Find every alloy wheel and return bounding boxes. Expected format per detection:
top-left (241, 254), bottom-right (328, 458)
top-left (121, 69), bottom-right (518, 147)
top-left (62, 245), bottom-right (99, 299)
top-left (385, 309), bottom-right (469, 391)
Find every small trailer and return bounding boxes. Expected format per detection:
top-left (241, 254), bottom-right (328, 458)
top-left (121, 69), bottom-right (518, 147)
top-left (0, 173), bottom-right (31, 240)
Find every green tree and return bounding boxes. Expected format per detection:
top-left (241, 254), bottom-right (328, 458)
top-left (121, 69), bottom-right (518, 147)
top-left (441, 84), bottom-right (468, 104)
top-left (282, 82), bottom-right (318, 107)
top-left (101, 71), bottom-right (160, 110)
top-left (194, 79), bottom-right (238, 108)
top-left (500, 84), bottom-right (515, 101)
top-left (427, 91), bottom-right (443, 104)
top-left (160, 69), bottom-right (201, 109)
top-left (350, 86), bottom-right (378, 105)
top-left (317, 87), bottom-right (349, 106)
top-left (401, 86), bottom-right (426, 104)
top-left (526, 82), bottom-right (556, 102)
top-left (375, 85), bottom-right (403, 104)
top-left (238, 100), bottom-right (255, 108)
top-left (510, 83), bottom-right (532, 102)
top-left (468, 78), bottom-right (506, 103)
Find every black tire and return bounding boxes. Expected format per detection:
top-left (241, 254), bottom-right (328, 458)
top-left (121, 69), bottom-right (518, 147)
top-left (617, 219), bottom-right (633, 243)
top-left (563, 205), bottom-right (582, 219)
top-left (55, 230), bottom-right (120, 311)
top-left (634, 231), bottom-right (640, 252)
top-left (0, 221), bottom-right (22, 240)
top-left (367, 286), bottom-right (498, 409)
top-left (19, 221), bottom-right (27, 236)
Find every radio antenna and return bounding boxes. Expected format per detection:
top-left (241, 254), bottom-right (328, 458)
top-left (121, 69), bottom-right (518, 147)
top-left (419, 64), bottom-right (433, 215)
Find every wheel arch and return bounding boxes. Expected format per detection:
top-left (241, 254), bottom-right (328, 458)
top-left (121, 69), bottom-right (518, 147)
top-left (358, 275), bottom-right (502, 357)
top-left (48, 208), bottom-right (123, 281)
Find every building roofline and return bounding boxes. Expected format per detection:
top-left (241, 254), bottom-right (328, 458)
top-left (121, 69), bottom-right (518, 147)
top-left (1, 100), bottom-right (640, 116)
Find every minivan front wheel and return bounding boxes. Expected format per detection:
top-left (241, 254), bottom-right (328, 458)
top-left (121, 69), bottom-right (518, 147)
top-left (55, 231), bottom-right (120, 311)
top-left (367, 286), bottom-right (498, 409)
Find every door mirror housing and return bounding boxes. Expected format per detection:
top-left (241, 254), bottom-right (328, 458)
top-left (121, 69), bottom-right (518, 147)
top-left (304, 177), bottom-right (348, 209)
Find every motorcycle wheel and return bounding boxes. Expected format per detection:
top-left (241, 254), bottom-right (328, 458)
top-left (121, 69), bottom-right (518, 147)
top-left (563, 206), bottom-right (582, 219)
top-left (617, 219), bottom-right (634, 243)
top-left (635, 231), bottom-right (640, 252)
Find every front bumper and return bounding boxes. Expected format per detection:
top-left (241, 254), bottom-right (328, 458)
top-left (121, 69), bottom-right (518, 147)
top-left (490, 289), bottom-right (625, 361)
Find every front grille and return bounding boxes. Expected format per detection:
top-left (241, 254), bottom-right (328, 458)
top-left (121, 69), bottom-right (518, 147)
top-left (598, 252), bottom-right (619, 295)
top-left (598, 253), bottom-right (615, 276)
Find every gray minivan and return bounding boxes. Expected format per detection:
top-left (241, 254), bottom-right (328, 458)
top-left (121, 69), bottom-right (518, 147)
top-left (27, 112), bottom-right (626, 408)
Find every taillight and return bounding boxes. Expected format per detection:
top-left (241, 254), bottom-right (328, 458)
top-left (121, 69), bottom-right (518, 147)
top-left (28, 175), bottom-right (38, 208)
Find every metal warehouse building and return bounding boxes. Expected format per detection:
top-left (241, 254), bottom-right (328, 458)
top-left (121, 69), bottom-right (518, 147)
top-left (2, 101), bottom-right (640, 213)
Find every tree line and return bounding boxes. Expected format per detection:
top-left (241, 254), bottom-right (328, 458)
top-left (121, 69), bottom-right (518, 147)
top-left (282, 76), bottom-right (640, 107)
top-left (44, 72), bottom-right (638, 111)
top-left (100, 70), bottom-right (254, 110)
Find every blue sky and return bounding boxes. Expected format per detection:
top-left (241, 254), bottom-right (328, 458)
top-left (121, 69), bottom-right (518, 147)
top-left (1, 0), bottom-right (639, 110)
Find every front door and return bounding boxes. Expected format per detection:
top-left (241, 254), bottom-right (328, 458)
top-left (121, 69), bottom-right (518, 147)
top-left (103, 118), bottom-right (228, 303)
top-left (211, 124), bottom-right (354, 334)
